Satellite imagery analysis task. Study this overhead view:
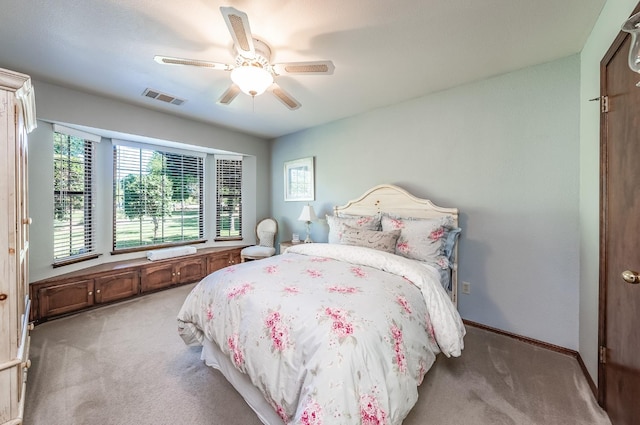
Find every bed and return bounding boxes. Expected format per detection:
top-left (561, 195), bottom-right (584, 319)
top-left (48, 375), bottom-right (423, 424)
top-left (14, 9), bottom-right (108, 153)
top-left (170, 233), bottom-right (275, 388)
top-left (177, 184), bottom-right (465, 425)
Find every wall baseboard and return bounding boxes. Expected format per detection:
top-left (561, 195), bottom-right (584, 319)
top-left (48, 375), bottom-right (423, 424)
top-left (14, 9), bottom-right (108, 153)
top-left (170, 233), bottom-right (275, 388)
top-left (463, 320), bottom-right (598, 399)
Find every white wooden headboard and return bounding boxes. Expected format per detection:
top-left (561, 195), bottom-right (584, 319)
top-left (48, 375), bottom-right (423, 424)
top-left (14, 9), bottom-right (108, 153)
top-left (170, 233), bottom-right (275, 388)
top-left (334, 184), bottom-right (460, 306)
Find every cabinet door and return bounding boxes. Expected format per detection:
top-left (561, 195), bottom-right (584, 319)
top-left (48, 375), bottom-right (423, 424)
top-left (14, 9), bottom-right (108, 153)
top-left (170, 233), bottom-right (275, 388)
top-left (37, 279), bottom-right (95, 319)
top-left (140, 263), bottom-right (176, 292)
top-left (207, 253), bottom-right (231, 274)
top-left (95, 271), bottom-right (139, 304)
top-left (228, 248), bottom-right (241, 266)
top-left (176, 257), bottom-right (206, 284)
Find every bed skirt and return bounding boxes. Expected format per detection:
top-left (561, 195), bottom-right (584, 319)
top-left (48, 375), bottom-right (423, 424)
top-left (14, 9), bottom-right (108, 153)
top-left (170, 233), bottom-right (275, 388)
top-left (201, 339), bottom-right (283, 425)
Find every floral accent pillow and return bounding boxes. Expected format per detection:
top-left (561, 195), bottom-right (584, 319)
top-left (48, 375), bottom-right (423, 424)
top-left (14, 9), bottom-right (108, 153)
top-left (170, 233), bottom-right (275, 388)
top-left (381, 215), bottom-right (455, 267)
top-left (339, 224), bottom-right (401, 253)
top-left (326, 214), bottom-right (381, 244)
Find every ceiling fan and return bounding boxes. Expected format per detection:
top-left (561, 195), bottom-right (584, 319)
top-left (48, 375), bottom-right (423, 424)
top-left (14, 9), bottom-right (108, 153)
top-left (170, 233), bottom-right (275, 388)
top-left (154, 6), bottom-right (335, 110)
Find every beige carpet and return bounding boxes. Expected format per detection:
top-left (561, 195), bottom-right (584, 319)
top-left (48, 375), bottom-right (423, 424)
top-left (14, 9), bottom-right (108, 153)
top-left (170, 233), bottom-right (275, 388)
top-left (24, 283), bottom-right (611, 425)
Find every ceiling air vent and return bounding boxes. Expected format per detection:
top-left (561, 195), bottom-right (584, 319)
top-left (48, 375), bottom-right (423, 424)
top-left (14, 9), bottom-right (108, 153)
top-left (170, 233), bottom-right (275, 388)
top-left (142, 88), bottom-right (185, 106)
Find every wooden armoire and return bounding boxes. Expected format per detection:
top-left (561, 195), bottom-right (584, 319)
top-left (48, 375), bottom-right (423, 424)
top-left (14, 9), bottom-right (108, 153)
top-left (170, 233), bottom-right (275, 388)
top-left (0, 67), bottom-right (36, 424)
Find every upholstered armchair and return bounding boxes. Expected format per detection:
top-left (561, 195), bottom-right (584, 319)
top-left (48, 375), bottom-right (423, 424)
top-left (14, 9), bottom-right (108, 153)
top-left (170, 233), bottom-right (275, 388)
top-left (240, 218), bottom-right (278, 262)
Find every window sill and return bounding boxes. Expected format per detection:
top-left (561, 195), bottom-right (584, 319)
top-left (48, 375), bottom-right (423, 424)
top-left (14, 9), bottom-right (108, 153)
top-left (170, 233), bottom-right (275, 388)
top-left (52, 253), bottom-right (102, 268)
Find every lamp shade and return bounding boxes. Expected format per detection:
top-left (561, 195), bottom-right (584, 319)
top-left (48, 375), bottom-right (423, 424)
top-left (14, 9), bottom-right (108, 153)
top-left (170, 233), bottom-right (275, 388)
top-left (230, 65), bottom-right (274, 96)
top-left (298, 205), bottom-right (317, 222)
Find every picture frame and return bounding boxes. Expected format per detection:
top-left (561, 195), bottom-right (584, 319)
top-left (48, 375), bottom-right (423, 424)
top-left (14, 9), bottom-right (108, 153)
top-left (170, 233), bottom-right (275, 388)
top-left (284, 157), bottom-right (315, 201)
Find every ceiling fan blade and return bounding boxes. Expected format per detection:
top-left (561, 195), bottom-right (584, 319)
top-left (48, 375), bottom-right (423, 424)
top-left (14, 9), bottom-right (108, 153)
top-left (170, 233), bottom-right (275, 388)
top-left (218, 84), bottom-right (241, 105)
top-left (268, 83), bottom-right (301, 110)
top-left (272, 61), bottom-right (335, 76)
top-left (154, 55), bottom-right (231, 71)
top-left (220, 7), bottom-right (255, 58)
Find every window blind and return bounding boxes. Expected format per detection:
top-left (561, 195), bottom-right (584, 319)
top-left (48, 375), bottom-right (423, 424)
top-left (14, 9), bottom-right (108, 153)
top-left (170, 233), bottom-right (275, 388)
top-left (113, 145), bottom-right (204, 250)
top-left (215, 156), bottom-right (242, 240)
top-left (53, 132), bottom-right (95, 262)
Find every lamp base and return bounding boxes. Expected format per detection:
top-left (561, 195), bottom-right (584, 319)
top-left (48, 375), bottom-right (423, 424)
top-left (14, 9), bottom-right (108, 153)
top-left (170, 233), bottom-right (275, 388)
top-left (304, 221), bottom-right (312, 243)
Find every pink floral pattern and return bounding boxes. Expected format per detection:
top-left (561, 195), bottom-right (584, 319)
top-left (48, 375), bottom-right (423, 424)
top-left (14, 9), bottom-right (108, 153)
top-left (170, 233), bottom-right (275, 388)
top-left (360, 394), bottom-right (388, 425)
top-left (306, 268), bottom-right (323, 278)
top-left (323, 307), bottom-right (354, 340)
top-left (396, 241), bottom-right (410, 254)
top-left (328, 285), bottom-right (358, 294)
top-left (226, 282), bottom-right (252, 299)
top-left (300, 398), bottom-right (323, 425)
top-left (425, 313), bottom-right (436, 341)
top-left (391, 324), bottom-right (407, 372)
top-left (430, 227), bottom-right (445, 241)
top-left (284, 286), bottom-right (300, 294)
top-left (351, 266), bottom-right (368, 278)
top-left (387, 218), bottom-right (404, 230)
top-left (264, 265), bottom-right (279, 274)
top-left (227, 333), bottom-right (245, 369)
top-left (206, 304), bottom-right (214, 321)
top-left (265, 310), bottom-right (290, 352)
top-left (275, 404), bottom-right (288, 423)
top-left (311, 257), bottom-right (331, 263)
top-left (397, 295), bottom-right (412, 314)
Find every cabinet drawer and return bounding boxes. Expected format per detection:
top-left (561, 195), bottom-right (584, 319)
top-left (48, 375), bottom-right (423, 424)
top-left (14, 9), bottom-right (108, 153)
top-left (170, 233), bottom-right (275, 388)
top-left (95, 271), bottom-right (139, 304)
top-left (37, 279), bottom-right (95, 318)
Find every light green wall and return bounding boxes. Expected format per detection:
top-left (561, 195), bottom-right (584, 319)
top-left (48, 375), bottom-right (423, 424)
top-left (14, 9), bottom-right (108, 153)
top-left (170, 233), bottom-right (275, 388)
top-left (579, 0), bottom-right (638, 385)
top-left (272, 56), bottom-right (581, 350)
top-left (29, 80), bottom-right (270, 282)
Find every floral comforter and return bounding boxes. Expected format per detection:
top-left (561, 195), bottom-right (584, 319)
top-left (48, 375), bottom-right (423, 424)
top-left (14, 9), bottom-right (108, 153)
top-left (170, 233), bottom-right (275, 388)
top-left (177, 243), bottom-right (465, 425)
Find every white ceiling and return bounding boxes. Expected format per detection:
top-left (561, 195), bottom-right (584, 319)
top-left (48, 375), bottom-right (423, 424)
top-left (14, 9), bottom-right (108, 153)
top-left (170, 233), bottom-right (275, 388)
top-left (0, 0), bottom-right (606, 139)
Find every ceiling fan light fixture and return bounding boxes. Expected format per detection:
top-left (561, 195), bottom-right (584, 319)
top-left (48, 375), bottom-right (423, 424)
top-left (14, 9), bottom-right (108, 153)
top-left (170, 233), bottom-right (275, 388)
top-left (231, 64), bottom-right (273, 97)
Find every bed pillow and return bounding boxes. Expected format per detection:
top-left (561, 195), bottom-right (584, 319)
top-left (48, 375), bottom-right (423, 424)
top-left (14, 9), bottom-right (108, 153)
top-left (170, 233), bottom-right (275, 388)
top-left (326, 214), bottom-right (381, 244)
top-left (381, 214), bottom-right (456, 266)
top-left (339, 224), bottom-right (400, 253)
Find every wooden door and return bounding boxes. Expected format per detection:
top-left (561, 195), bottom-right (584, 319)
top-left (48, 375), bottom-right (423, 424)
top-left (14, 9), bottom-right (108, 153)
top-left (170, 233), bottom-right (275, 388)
top-left (140, 263), bottom-right (177, 292)
top-left (94, 271), bottom-right (139, 304)
top-left (37, 279), bottom-right (95, 319)
top-left (599, 20), bottom-right (640, 424)
top-left (207, 252), bottom-right (232, 274)
top-left (176, 257), bottom-right (206, 284)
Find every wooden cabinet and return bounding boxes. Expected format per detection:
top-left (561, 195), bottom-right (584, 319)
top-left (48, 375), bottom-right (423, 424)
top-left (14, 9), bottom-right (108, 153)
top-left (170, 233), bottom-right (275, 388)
top-left (0, 67), bottom-right (36, 425)
top-left (35, 271), bottom-right (140, 319)
top-left (207, 249), bottom-right (241, 274)
top-left (141, 257), bottom-right (205, 292)
top-left (30, 246), bottom-right (244, 322)
top-left (37, 279), bottom-right (95, 319)
top-left (95, 270), bottom-right (139, 304)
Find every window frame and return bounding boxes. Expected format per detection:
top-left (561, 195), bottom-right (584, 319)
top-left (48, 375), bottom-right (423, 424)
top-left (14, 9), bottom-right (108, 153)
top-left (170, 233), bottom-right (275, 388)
top-left (214, 156), bottom-right (243, 241)
top-left (112, 142), bottom-right (206, 253)
top-left (52, 128), bottom-right (98, 267)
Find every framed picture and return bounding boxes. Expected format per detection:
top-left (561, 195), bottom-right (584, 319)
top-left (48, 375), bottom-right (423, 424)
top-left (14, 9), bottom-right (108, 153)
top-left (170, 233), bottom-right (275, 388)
top-left (284, 157), bottom-right (314, 201)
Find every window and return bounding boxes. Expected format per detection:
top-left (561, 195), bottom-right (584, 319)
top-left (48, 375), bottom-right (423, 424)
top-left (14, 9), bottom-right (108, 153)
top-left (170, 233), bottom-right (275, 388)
top-left (215, 156), bottom-right (242, 240)
top-left (53, 131), bottom-right (95, 263)
top-left (113, 144), bottom-right (204, 251)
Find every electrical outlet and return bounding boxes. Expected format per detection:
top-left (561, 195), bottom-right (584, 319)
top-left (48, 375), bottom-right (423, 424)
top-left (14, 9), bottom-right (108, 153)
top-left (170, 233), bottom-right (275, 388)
top-left (462, 281), bottom-right (471, 294)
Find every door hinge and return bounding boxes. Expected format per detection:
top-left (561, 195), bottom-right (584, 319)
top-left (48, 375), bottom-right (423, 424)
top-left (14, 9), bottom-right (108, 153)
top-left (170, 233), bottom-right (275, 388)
top-left (599, 345), bottom-right (607, 364)
top-left (601, 95), bottom-right (609, 113)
